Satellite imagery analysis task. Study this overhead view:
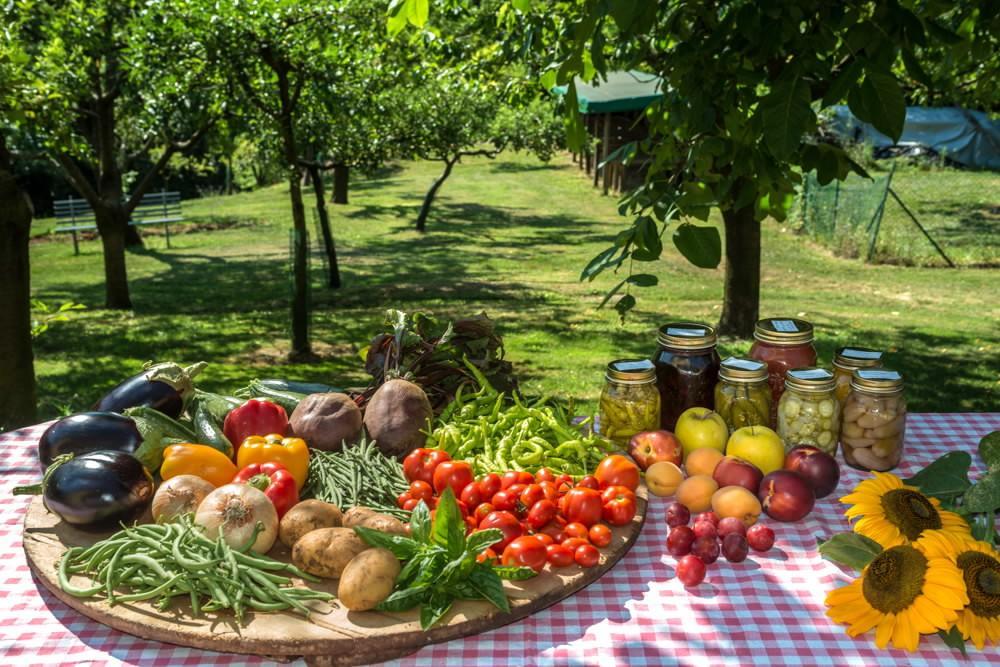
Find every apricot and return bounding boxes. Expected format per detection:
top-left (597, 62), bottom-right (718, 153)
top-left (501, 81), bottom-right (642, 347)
top-left (685, 447), bottom-right (724, 477)
top-left (711, 485), bottom-right (762, 527)
top-left (675, 475), bottom-right (719, 513)
top-left (645, 461), bottom-right (684, 497)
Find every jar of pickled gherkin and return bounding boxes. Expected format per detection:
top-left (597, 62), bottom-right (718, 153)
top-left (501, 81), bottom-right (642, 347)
top-left (777, 368), bottom-right (840, 455)
top-left (652, 322), bottom-right (720, 431)
top-left (832, 346), bottom-right (883, 404)
top-left (749, 318), bottom-right (818, 424)
top-left (842, 369), bottom-right (906, 472)
top-left (714, 357), bottom-right (772, 433)
top-left (599, 359), bottom-right (660, 445)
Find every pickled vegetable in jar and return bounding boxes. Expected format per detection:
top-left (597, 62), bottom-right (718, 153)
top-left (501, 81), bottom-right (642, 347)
top-left (749, 318), bottom-right (817, 424)
top-left (599, 359), bottom-right (660, 445)
top-left (842, 369), bottom-right (906, 472)
top-left (777, 368), bottom-right (840, 455)
top-left (832, 346), bottom-right (883, 404)
top-left (652, 322), bottom-right (720, 431)
top-left (714, 357), bottom-right (772, 433)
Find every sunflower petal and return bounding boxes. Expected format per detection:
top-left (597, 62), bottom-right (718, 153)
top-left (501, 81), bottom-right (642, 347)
top-left (922, 583), bottom-right (968, 609)
top-left (892, 611), bottom-right (919, 652)
top-left (847, 606), bottom-right (883, 637)
top-left (875, 613), bottom-right (895, 649)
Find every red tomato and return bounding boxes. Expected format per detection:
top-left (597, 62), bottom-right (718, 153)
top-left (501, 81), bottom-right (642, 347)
top-left (563, 522), bottom-right (590, 541)
top-left (402, 498), bottom-right (419, 511)
top-left (473, 502), bottom-right (495, 524)
top-left (402, 448), bottom-right (450, 484)
top-left (500, 471), bottom-right (532, 489)
top-left (408, 480), bottom-right (433, 502)
top-left (554, 473), bottom-right (573, 488)
top-left (577, 475), bottom-right (600, 490)
top-left (491, 490), bottom-right (518, 512)
top-left (424, 496), bottom-right (438, 510)
top-left (534, 533), bottom-right (555, 546)
top-left (594, 455), bottom-right (640, 491)
top-left (465, 516), bottom-right (478, 534)
top-left (476, 548), bottom-right (498, 564)
top-left (589, 523), bottom-right (613, 548)
top-left (520, 484), bottom-right (546, 509)
top-left (561, 487), bottom-right (603, 527)
top-left (538, 521), bottom-right (564, 541)
top-left (546, 544), bottom-right (574, 568)
top-left (601, 485), bottom-right (638, 526)
top-left (478, 473), bottom-right (502, 498)
top-left (433, 461), bottom-right (474, 497)
top-left (397, 491), bottom-right (413, 509)
top-left (526, 499), bottom-right (558, 530)
top-left (535, 468), bottom-right (556, 483)
top-left (456, 499), bottom-right (470, 518)
top-left (506, 483), bottom-right (528, 498)
top-left (478, 511), bottom-right (524, 551)
top-left (460, 483), bottom-right (484, 509)
top-left (501, 536), bottom-right (548, 572)
top-left (560, 537), bottom-right (589, 551)
top-left (537, 481), bottom-right (560, 502)
top-left (574, 543), bottom-right (600, 568)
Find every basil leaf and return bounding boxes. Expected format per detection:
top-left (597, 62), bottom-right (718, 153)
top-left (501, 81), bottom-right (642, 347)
top-left (468, 565), bottom-right (509, 612)
top-left (353, 526), bottom-right (420, 560)
top-left (419, 591), bottom-right (454, 630)
top-left (446, 580), bottom-right (481, 600)
top-left (818, 533), bottom-right (882, 571)
top-left (409, 500), bottom-right (431, 544)
top-left (492, 564), bottom-right (538, 581)
top-left (466, 528), bottom-right (503, 555)
top-left (376, 584), bottom-right (431, 612)
top-left (430, 487), bottom-right (465, 558)
top-left (902, 451), bottom-right (972, 502)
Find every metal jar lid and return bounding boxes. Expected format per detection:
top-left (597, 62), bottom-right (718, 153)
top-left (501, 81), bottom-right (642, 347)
top-left (719, 357), bottom-right (768, 383)
top-left (605, 358), bottom-right (657, 385)
top-left (784, 367), bottom-right (836, 393)
top-left (833, 346), bottom-right (884, 371)
top-left (753, 318), bottom-right (815, 345)
top-left (851, 368), bottom-right (904, 394)
top-left (656, 322), bottom-right (717, 350)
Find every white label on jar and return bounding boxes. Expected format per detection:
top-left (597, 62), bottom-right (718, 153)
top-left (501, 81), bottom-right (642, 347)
top-left (771, 319), bottom-right (799, 332)
top-left (793, 368), bottom-right (831, 380)
top-left (844, 348), bottom-right (881, 359)
top-left (615, 360), bottom-right (653, 372)
top-left (727, 358), bottom-right (762, 370)
top-left (667, 327), bottom-right (705, 337)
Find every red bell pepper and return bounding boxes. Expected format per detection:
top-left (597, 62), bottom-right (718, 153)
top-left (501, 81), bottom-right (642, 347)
top-left (232, 461), bottom-right (299, 518)
top-left (224, 399), bottom-right (288, 454)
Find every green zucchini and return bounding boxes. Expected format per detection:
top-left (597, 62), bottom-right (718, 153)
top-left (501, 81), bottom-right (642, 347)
top-left (258, 379), bottom-right (342, 395)
top-left (193, 389), bottom-right (242, 423)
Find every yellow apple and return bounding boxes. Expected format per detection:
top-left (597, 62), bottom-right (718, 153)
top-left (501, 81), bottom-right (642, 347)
top-left (675, 407), bottom-right (728, 459)
top-left (726, 425), bottom-right (786, 475)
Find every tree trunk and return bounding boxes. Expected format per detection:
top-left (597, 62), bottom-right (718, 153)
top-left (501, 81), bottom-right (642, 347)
top-left (94, 204), bottom-right (133, 309)
top-left (331, 165), bottom-right (348, 204)
top-left (307, 164), bottom-right (341, 289)
top-left (717, 204), bottom-right (760, 339)
top-left (225, 155), bottom-right (234, 195)
top-left (415, 157), bottom-right (456, 232)
top-left (124, 223), bottom-right (143, 247)
top-left (0, 134), bottom-right (38, 430)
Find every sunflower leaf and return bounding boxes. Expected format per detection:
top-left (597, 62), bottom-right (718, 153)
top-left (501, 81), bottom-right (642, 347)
top-left (902, 451), bottom-right (971, 502)
top-left (963, 470), bottom-right (1000, 513)
top-left (817, 533), bottom-right (882, 571)
top-left (979, 431), bottom-right (1000, 469)
top-left (937, 627), bottom-right (968, 657)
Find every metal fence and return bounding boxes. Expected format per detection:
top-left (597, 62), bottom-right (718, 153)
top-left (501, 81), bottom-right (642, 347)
top-left (795, 168), bottom-right (893, 261)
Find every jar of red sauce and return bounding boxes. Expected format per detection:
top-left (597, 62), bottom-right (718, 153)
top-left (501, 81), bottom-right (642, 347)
top-left (652, 322), bottom-right (720, 432)
top-left (749, 318), bottom-right (817, 424)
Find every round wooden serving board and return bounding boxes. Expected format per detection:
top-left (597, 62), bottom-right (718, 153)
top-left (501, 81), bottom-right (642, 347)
top-left (23, 488), bottom-right (647, 665)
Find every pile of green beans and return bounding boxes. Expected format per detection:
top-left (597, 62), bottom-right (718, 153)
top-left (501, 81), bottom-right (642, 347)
top-left (426, 381), bottom-right (616, 476)
top-left (58, 518), bottom-right (333, 623)
top-left (302, 439), bottom-right (410, 520)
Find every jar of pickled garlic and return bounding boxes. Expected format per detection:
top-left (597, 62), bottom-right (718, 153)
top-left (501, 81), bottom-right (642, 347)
top-left (749, 318), bottom-right (818, 424)
top-left (832, 346), bottom-right (883, 404)
top-left (714, 357), bottom-right (772, 433)
top-left (842, 369), bottom-right (906, 472)
top-left (600, 359), bottom-right (661, 445)
top-left (777, 368), bottom-right (840, 455)
top-left (652, 322), bottom-right (720, 431)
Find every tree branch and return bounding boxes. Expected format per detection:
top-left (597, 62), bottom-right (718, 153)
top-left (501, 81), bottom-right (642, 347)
top-left (234, 65), bottom-right (278, 118)
top-left (124, 119), bottom-right (216, 214)
top-left (53, 153), bottom-right (101, 207)
top-left (125, 134), bottom-right (159, 168)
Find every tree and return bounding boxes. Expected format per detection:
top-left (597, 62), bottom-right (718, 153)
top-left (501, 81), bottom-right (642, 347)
top-left (393, 0), bottom-right (989, 336)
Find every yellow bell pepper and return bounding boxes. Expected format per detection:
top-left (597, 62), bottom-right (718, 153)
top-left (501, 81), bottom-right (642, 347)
top-left (161, 443), bottom-right (238, 487)
top-left (236, 434), bottom-right (309, 490)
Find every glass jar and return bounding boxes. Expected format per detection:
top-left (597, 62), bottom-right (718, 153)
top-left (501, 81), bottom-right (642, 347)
top-left (832, 346), bottom-right (883, 404)
top-left (652, 322), bottom-right (720, 431)
top-left (777, 368), bottom-right (840, 455)
top-left (749, 318), bottom-right (818, 424)
top-left (599, 359), bottom-right (661, 445)
top-left (714, 357), bottom-right (772, 433)
top-left (842, 369), bottom-right (906, 472)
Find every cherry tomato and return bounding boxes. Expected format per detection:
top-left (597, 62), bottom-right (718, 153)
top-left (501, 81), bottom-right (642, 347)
top-left (589, 523), bottom-right (613, 548)
top-left (526, 499), bottom-right (558, 530)
top-left (538, 522), bottom-right (564, 541)
top-left (502, 535), bottom-right (548, 572)
top-left (408, 480), bottom-right (433, 502)
top-left (574, 543), bottom-right (600, 568)
top-left (500, 471), bottom-right (521, 490)
top-left (456, 499), bottom-right (470, 518)
top-left (473, 502), bottom-right (495, 524)
top-left (601, 485), bottom-right (638, 526)
top-left (478, 473), bottom-right (502, 498)
top-left (577, 475), bottom-right (601, 490)
top-left (535, 468), bottom-right (556, 483)
top-left (478, 511), bottom-right (524, 551)
top-left (506, 483), bottom-right (528, 498)
top-left (460, 483), bottom-right (484, 509)
top-left (534, 533), bottom-right (555, 547)
top-left (554, 473), bottom-right (573, 488)
top-left (477, 548), bottom-right (498, 564)
top-left (561, 487), bottom-right (603, 527)
top-left (546, 544), bottom-right (575, 568)
top-left (594, 455), bottom-right (640, 491)
top-left (491, 490), bottom-right (518, 512)
top-left (402, 448), bottom-right (450, 484)
top-left (563, 522), bottom-right (590, 541)
top-left (397, 491), bottom-right (413, 509)
top-left (537, 481), bottom-right (560, 502)
top-left (520, 484), bottom-right (546, 509)
top-left (560, 537), bottom-right (589, 551)
top-left (424, 496), bottom-right (438, 510)
top-left (402, 498), bottom-right (419, 511)
top-left (465, 516), bottom-right (478, 534)
top-left (432, 461), bottom-right (474, 497)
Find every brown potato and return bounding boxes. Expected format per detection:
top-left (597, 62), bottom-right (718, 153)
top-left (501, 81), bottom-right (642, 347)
top-left (291, 527), bottom-right (369, 579)
top-left (338, 548), bottom-right (401, 611)
top-left (342, 506), bottom-right (378, 528)
top-left (279, 499), bottom-right (343, 548)
top-left (359, 513), bottom-right (407, 536)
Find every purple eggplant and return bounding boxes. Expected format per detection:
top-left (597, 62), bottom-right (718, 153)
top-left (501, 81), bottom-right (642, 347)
top-left (38, 412), bottom-right (142, 468)
top-left (93, 361), bottom-right (206, 418)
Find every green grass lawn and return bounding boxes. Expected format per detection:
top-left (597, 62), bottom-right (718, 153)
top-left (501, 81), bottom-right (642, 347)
top-left (27, 152), bottom-right (1000, 420)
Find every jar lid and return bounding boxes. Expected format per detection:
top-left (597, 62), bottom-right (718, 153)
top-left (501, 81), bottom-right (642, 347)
top-left (656, 322), bottom-right (717, 350)
top-left (851, 368), bottom-right (904, 394)
top-left (784, 367), bottom-right (835, 392)
top-left (719, 357), bottom-right (768, 383)
top-left (605, 358), bottom-right (656, 384)
top-left (833, 346), bottom-right (883, 371)
top-left (753, 318), bottom-right (814, 345)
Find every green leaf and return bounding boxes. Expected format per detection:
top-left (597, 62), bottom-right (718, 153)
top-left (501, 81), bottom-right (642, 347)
top-left (627, 273), bottom-right (658, 287)
top-left (409, 500), bottom-right (431, 543)
top-left (580, 246), bottom-right (619, 282)
top-left (492, 564), bottom-right (537, 580)
top-left (563, 81), bottom-right (587, 152)
top-left (419, 590), bottom-right (454, 630)
top-left (511, 0), bottom-right (531, 12)
top-left (632, 216), bottom-right (662, 261)
top-left (818, 533), bottom-right (883, 571)
top-left (979, 431), bottom-right (1000, 469)
top-left (859, 71), bottom-right (906, 143)
top-left (430, 487), bottom-right (465, 557)
top-left (466, 529), bottom-right (503, 555)
top-left (761, 75), bottom-right (814, 158)
top-left (608, 0), bottom-right (641, 32)
top-left (597, 279), bottom-right (627, 309)
top-left (614, 294), bottom-right (636, 320)
top-left (938, 627), bottom-right (968, 657)
top-left (672, 223), bottom-right (721, 269)
top-left (902, 451), bottom-right (972, 502)
top-left (376, 584), bottom-right (430, 612)
top-left (925, 18), bottom-right (963, 45)
top-left (468, 565), bottom-right (509, 612)
top-left (821, 61), bottom-right (863, 107)
top-left (900, 49), bottom-right (932, 88)
top-left (964, 471), bottom-right (1000, 513)
top-left (353, 526), bottom-right (422, 560)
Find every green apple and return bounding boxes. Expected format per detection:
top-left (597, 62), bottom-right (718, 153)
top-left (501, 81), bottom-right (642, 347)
top-left (675, 407), bottom-right (728, 459)
top-left (726, 425), bottom-right (786, 475)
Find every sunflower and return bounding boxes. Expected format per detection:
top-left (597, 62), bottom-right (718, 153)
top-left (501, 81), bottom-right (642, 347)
top-left (826, 530), bottom-right (969, 652)
top-left (924, 530), bottom-right (1000, 650)
top-left (840, 472), bottom-right (971, 548)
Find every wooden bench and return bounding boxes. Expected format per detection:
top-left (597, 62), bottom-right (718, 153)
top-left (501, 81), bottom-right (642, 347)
top-left (54, 190), bottom-right (184, 255)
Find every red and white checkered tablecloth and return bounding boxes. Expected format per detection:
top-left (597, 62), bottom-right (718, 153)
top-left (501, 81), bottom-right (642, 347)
top-left (2, 413), bottom-right (998, 666)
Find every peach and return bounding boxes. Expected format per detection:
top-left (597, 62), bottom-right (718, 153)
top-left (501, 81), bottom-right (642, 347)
top-left (675, 475), bottom-right (718, 513)
top-left (710, 485), bottom-right (762, 527)
top-left (685, 447), bottom-right (724, 477)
